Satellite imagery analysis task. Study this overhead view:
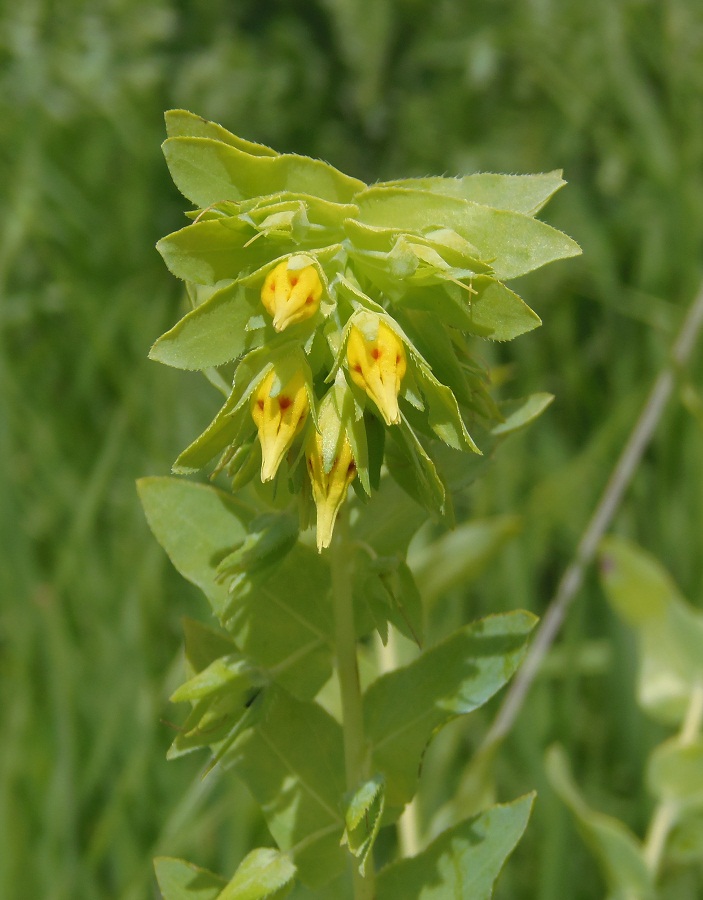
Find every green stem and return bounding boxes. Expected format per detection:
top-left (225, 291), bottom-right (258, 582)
top-left (331, 509), bottom-right (376, 900)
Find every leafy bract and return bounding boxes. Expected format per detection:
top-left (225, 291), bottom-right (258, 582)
top-left (149, 281), bottom-right (263, 370)
top-left (163, 136), bottom-right (365, 209)
top-left (165, 109), bottom-right (279, 157)
top-left (364, 611), bottom-right (537, 813)
top-left (374, 170), bottom-right (566, 215)
top-left (599, 536), bottom-right (703, 724)
top-left (154, 857), bottom-right (227, 900)
top-left (546, 745), bottom-right (655, 900)
top-left (355, 187), bottom-right (581, 280)
top-left (376, 794), bottom-right (534, 899)
top-left (227, 687), bottom-right (346, 888)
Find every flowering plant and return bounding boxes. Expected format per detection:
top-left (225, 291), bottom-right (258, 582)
top-left (139, 110), bottom-right (579, 899)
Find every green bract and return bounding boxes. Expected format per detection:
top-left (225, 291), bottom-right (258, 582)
top-left (153, 109), bottom-right (580, 547)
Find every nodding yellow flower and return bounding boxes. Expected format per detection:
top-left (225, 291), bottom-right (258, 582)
top-left (261, 261), bottom-right (323, 331)
top-left (251, 369), bottom-right (309, 482)
top-left (306, 430), bottom-right (357, 552)
top-left (346, 320), bottom-right (407, 426)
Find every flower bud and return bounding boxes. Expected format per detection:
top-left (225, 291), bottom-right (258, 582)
top-left (251, 369), bottom-right (309, 482)
top-left (346, 320), bottom-right (407, 426)
top-left (261, 261), bottom-right (323, 331)
top-left (306, 428), bottom-right (357, 552)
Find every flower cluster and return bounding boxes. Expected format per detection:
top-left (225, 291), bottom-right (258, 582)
top-left (152, 110), bottom-right (579, 549)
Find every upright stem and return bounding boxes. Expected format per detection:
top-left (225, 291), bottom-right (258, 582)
top-left (331, 509), bottom-right (376, 899)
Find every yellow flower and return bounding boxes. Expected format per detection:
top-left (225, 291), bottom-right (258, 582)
top-left (251, 369), bottom-right (309, 482)
top-left (306, 428), bottom-right (356, 552)
top-left (260, 261), bottom-right (323, 331)
top-left (346, 320), bottom-right (407, 426)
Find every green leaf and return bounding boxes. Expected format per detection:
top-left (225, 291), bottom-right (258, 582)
top-left (228, 687), bottom-right (346, 888)
top-left (355, 187), bottom-right (581, 281)
top-left (137, 477), bottom-right (253, 613)
top-left (410, 358), bottom-right (480, 452)
top-left (377, 794), bottom-right (534, 899)
top-left (647, 737), bottom-right (703, 809)
top-left (376, 170), bottom-right (566, 215)
top-left (163, 137), bottom-right (365, 208)
top-left (138, 478), bottom-right (333, 699)
top-left (149, 281), bottom-right (263, 370)
top-left (545, 745), bottom-right (655, 900)
top-left (218, 848), bottom-right (296, 900)
top-left (364, 611), bottom-right (537, 812)
top-left (154, 857), bottom-right (226, 900)
top-left (216, 513), bottom-right (299, 583)
top-left (599, 536), bottom-right (703, 723)
top-left (165, 110), bottom-right (278, 157)
top-left (385, 424), bottom-right (447, 520)
top-left (341, 774), bottom-right (385, 876)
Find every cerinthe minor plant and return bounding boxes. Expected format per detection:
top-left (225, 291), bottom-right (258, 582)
top-left (138, 109), bottom-right (580, 900)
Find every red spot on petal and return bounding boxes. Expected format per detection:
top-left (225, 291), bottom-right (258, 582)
top-left (257, 399), bottom-right (264, 410)
top-left (305, 296), bottom-right (314, 305)
top-left (371, 348), bottom-right (381, 360)
top-left (290, 277), bottom-right (298, 286)
top-left (278, 395), bottom-right (292, 411)
top-left (347, 460), bottom-right (356, 474)
top-left (352, 364), bottom-right (362, 373)
top-left (396, 354), bottom-right (401, 364)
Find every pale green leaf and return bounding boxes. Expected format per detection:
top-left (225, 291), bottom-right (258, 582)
top-left (163, 137), bottom-right (365, 208)
top-left (165, 109), bottom-right (279, 157)
top-left (218, 848), bottom-right (296, 900)
top-left (376, 170), bottom-right (566, 215)
top-left (364, 611), bottom-right (537, 812)
top-left (355, 187), bottom-right (581, 281)
top-left (154, 857), bottom-right (226, 900)
top-left (228, 687), bottom-right (346, 888)
top-left (546, 745), bottom-right (655, 899)
top-left (377, 794), bottom-right (534, 899)
top-left (149, 281), bottom-right (263, 370)
top-left (156, 219), bottom-right (274, 285)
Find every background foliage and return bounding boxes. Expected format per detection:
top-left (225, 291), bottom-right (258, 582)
top-left (2, 0), bottom-right (703, 897)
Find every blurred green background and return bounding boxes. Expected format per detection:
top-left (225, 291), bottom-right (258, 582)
top-left (2, 0), bottom-right (703, 897)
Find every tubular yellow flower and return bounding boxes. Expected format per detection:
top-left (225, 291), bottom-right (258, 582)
top-left (260, 261), bottom-right (323, 331)
top-left (251, 369), bottom-right (309, 482)
top-left (306, 431), bottom-right (357, 552)
top-left (346, 320), bottom-right (407, 426)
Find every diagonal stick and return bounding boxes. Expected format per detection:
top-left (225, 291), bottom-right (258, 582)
top-left (480, 277), bottom-right (703, 754)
